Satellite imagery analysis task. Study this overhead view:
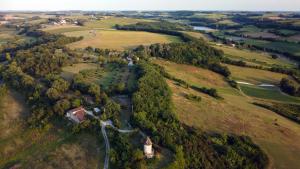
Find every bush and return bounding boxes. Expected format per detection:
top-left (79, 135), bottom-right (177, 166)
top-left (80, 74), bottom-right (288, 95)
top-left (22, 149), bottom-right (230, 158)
top-left (185, 94), bottom-right (201, 102)
top-left (279, 78), bottom-right (299, 96)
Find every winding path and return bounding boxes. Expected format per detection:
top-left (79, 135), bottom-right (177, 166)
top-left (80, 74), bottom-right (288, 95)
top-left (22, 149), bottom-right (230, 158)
top-left (100, 120), bottom-right (135, 169)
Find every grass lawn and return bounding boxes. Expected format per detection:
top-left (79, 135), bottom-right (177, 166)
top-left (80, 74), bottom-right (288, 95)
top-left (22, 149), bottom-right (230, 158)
top-left (239, 84), bottom-right (300, 103)
top-left (213, 45), bottom-right (294, 68)
top-left (64, 30), bottom-right (181, 50)
top-left (156, 59), bottom-right (300, 169)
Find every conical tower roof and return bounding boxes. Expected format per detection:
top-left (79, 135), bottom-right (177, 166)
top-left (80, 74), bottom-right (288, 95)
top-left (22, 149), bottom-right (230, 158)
top-left (145, 137), bottom-right (152, 145)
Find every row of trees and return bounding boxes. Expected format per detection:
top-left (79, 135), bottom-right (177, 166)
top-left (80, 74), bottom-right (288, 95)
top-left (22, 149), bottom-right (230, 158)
top-left (131, 62), bottom-right (268, 169)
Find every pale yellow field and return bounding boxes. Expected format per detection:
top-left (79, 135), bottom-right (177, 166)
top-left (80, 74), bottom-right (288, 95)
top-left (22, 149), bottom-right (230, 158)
top-left (155, 59), bottom-right (300, 169)
top-left (181, 31), bottom-right (210, 41)
top-left (64, 30), bottom-right (181, 50)
top-left (84, 17), bottom-right (154, 29)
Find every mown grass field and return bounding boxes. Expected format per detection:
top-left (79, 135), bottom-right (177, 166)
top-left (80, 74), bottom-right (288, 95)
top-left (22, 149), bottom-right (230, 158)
top-left (213, 45), bottom-right (294, 68)
top-left (155, 59), bottom-right (300, 169)
top-left (64, 30), bottom-right (181, 50)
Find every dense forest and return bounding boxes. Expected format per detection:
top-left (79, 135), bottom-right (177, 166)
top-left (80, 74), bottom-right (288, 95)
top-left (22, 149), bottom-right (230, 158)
top-left (132, 61), bottom-right (268, 169)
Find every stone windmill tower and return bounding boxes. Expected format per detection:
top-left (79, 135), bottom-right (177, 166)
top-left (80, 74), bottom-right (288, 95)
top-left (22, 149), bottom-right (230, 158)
top-left (144, 137), bottom-right (154, 158)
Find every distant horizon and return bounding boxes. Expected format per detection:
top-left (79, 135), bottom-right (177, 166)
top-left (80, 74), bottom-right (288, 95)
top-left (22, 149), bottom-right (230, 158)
top-left (1, 0), bottom-right (300, 11)
top-left (0, 10), bottom-right (299, 12)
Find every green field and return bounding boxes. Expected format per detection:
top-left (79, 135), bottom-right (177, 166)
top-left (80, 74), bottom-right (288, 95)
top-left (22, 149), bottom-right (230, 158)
top-left (64, 30), bottom-right (181, 50)
top-left (155, 59), bottom-right (300, 169)
top-left (239, 84), bottom-right (300, 103)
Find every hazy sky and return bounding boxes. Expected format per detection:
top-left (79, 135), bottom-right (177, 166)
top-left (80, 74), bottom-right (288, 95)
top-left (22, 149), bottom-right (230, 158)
top-left (0, 0), bottom-right (299, 11)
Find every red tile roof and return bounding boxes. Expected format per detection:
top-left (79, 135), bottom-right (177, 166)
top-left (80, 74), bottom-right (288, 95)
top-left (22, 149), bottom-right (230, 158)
top-left (68, 107), bottom-right (86, 122)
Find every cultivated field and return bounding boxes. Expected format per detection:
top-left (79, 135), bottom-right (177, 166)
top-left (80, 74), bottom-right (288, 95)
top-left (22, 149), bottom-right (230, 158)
top-left (155, 59), bottom-right (300, 169)
top-left (64, 30), bottom-right (181, 50)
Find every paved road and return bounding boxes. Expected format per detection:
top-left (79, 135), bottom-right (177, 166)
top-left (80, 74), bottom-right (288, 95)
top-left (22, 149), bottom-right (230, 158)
top-left (100, 120), bottom-right (135, 169)
top-left (101, 123), bottom-right (110, 169)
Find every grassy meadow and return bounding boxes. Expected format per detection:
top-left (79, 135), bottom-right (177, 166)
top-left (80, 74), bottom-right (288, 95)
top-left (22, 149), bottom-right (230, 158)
top-left (154, 58), bottom-right (300, 169)
top-left (64, 30), bottom-right (181, 50)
